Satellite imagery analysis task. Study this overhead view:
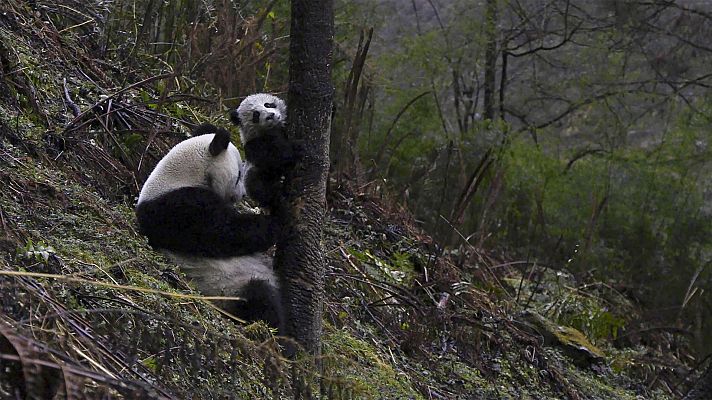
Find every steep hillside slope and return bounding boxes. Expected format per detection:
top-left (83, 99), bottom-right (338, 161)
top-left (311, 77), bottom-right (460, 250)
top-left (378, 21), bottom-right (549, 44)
top-left (0, 1), bottom-right (693, 398)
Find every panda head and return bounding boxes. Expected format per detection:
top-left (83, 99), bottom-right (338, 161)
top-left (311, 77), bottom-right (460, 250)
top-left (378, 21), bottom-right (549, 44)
top-left (229, 93), bottom-right (287, 143)
top-left (138, 124), bottom-right (246, 204)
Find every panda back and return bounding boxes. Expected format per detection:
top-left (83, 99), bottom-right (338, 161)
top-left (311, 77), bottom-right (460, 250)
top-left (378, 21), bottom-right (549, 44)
top-left (138, 134), bottom-right (244, 204)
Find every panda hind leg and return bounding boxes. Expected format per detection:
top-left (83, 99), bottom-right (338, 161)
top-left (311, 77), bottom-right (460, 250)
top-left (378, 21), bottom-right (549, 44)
top-left (228, 279), bottom-right (284, 332)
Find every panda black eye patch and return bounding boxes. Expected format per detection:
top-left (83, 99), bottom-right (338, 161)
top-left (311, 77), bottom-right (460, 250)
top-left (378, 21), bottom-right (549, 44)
top-left (252, 111), bottom-right (261, 123)
top-left (264, 103), bottom-right (276, 108)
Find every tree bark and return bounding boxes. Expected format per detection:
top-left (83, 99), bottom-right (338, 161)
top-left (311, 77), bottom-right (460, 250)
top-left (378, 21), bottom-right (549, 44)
top-left (276, 0), bottom-right (333, 357)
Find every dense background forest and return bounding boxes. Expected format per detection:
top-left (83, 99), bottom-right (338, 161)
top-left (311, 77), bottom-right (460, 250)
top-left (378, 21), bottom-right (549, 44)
top-left (1, 0), bottom-right (712, 398)
top-left (345, 0), bottom-right (712, 358)
top-left (337, 0), bottom-right (712, 355)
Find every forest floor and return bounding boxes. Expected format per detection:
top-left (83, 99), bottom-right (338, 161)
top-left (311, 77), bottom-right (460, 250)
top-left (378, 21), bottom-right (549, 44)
top-left (0, 1), bottom-right (697, 399)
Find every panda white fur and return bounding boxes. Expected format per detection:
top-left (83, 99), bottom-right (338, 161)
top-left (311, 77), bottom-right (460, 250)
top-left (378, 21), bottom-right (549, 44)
top-left (229, 93), bottom-right (301, 209)
top-left (136, 123), bottom-right (283, 329)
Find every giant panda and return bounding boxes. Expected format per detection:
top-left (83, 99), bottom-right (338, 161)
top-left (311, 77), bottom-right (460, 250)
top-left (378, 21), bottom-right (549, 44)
top-left (135, 123), bottom-right (283, 329)
top-left (229, 93), bottom-right (302, 209)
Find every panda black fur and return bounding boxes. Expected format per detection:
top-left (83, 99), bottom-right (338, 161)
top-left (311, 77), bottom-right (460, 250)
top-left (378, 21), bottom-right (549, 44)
top-left (135, 123), bottom-right (283, 329)
top-left (229, 93), bottom-right (302, 209)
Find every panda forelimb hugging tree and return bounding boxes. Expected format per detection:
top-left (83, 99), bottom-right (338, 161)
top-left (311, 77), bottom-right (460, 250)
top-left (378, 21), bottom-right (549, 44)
top-left (135, 123), bottom-right (284, 330)
top-left (229, 93), bottom-right (303, 210)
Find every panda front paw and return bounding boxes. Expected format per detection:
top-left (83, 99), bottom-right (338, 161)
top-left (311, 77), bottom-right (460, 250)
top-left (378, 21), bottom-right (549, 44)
top-left (229, 109), bottom-right (241, 126)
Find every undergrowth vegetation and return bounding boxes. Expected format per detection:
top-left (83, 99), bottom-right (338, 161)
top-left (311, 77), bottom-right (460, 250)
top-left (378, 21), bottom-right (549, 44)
top-left (0, 0), bottom-right (708, 398)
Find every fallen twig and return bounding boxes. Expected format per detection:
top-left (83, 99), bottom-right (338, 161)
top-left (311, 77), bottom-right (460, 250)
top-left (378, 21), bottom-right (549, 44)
top-left (63, 77), bottom-right (81, 117)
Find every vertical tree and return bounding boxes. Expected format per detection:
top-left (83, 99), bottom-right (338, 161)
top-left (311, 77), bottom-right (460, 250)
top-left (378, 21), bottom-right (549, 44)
top-left (275, 0), bottom-right (334, 358)
top-left (483, 0), bottom-right (498, 121)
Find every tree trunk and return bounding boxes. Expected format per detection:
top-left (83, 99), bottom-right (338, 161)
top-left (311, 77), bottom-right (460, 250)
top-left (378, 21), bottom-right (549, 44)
top-left (276, 0), bottom-right (333, 358)
top-left (483, 0), bottom-right (498, 121)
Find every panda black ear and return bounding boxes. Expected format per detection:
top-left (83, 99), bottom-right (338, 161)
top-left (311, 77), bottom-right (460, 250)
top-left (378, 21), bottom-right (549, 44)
top-left (229, 110), bottom-right (241, 126)
top-left (209, 128), bottom-right (231, 156)
top-left (194, 123), bottom-right (219, 136)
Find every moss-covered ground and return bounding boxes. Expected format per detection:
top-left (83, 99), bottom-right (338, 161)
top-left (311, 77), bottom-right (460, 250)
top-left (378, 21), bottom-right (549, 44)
top-left (0, 1), bottom-right (691, 398)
